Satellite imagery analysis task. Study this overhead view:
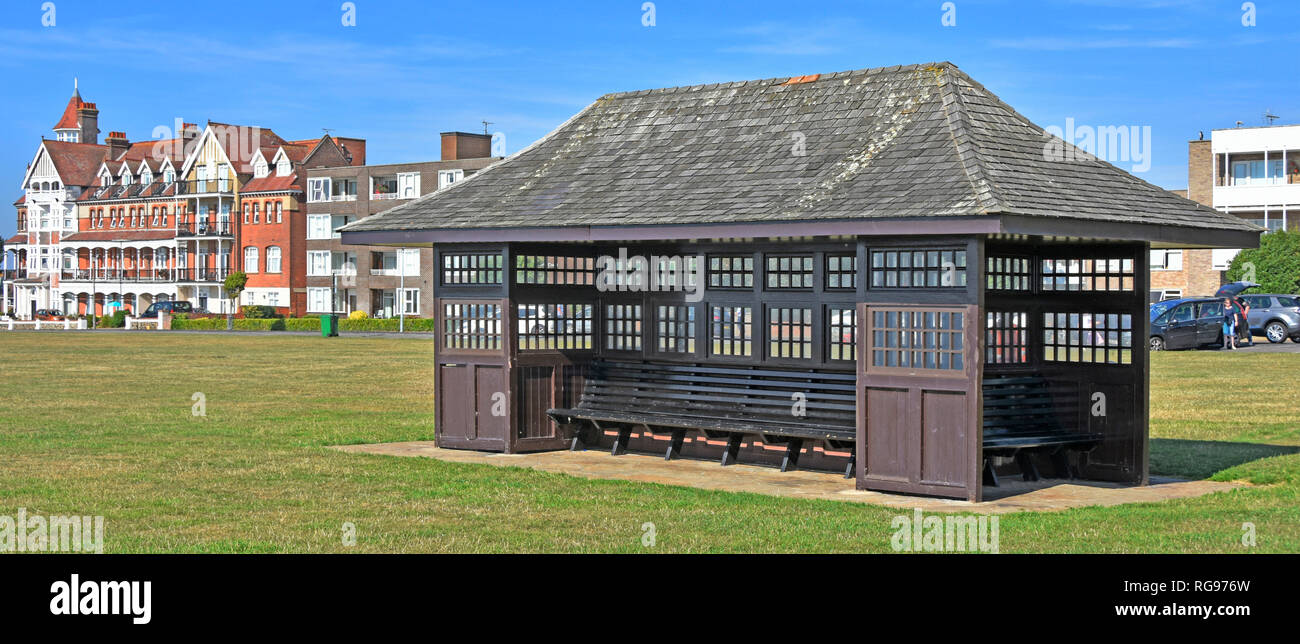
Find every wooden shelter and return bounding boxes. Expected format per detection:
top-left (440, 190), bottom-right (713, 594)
top-left (341, 63), bottom-right (1259, 501)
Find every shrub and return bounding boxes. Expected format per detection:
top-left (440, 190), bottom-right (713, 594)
top-left (241, 305), bottom-right (282, 319)
top-left (348, 310), bottom-right (369, 320)
top-left (1226, 229), bottom-right (1300, 295)
top-left (97, 311), bottom-right (127, 328)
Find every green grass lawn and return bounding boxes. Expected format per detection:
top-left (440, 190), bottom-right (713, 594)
top-left (0, 333), bottom-right (1296, 553)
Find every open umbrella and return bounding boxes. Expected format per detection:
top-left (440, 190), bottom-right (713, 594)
top-left (1215, 281), bottom-right (1259, 297)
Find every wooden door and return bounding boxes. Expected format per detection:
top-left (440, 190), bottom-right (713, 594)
top-left (856, 304), bottom-right (983, 501)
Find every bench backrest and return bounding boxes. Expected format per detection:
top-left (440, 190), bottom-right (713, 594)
top-left (982, 375), bottom-right (1070, 437)
top-left (580, 360), bottom-right (856, 429)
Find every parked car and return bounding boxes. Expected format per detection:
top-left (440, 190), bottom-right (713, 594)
top-left (1240, 293), bottom-right (1300, 343)
top-left (137, 301), bottom-right (193, 319)
top-left (34, 309), bottom-right (66, 321)
top-left (1149, 297), bottom-right (1228, 351)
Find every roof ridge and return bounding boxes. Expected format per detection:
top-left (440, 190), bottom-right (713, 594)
top-left (933, 65), bottom-right (1007, 214)
top-left (597, 62), bottom-right (952, 101)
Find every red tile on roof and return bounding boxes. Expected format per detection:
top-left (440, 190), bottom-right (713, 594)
top-left (6, 233), bottom-right (27, 244)
top-left (241, 174), bottom-right (301, 193)
top-left (53, 93), bottom-right (88, 130)
top-left (61, 230), bottom-right (176, 242)
top-left (40, 140), bottom-right (109, 187)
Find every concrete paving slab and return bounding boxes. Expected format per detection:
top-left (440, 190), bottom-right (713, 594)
top-left (332, 441), bottom-right (1247, 514)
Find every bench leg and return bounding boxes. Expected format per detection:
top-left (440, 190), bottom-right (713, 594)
top-left (568, 421), bottom-right (588, 452)
top-left (720, 434), bottom-right (744, 467)
top-left (664, 429), bottom-right (686, 461)
top-left (780, 438), bottom-right (803, 473)
top-left (1050, 449), bottom-right (1074, 479)
top-left (983, 459), bottom-right (1000, 487)
top-left (611, 426), bottom-right (633, 456)
top-left (844, 448), bottom-right (856, 480)
top-left (1016, 452), bottom-right (1041, 482)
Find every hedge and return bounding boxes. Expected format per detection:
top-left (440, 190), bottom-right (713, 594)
top-left (170, 316), bottom-right (436, 333)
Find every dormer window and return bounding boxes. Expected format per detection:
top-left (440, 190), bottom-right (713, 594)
top-left (276, 158), bottom-right (291, 176)
top-left (253, 159), bottom-right (268, 178)
top-left (120, 170), bottom-right (133, 186)
top-left (100, 171), bottom-right (112, 186)
top-left (140, 169), bottom-right (152, 183)
top-left (164, 170), bottom-right (175, 183)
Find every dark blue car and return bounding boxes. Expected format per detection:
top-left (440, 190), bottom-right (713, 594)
top-left (1149, 297), bottom-right (1228, 351)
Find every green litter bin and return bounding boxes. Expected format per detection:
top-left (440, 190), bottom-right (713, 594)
top-left (321, 314), bottom-right (339, 337)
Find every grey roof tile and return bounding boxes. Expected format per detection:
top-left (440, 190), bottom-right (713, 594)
top-left (345, 62), bottom-right (1257, 236)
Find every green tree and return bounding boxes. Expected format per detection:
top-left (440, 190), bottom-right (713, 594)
top-left (223, 271), bottom-right (248, 330)
top-left (1225, 230), bottom-right (1300, 295)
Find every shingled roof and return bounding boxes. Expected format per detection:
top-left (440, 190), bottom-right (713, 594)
top-left (342, 62), bottom-right (1258, 247)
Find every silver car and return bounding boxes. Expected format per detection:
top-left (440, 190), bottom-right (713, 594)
top-left (1240, 294), bottom-right (1300, 343)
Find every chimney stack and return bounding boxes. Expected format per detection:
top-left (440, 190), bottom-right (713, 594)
top-left (77, 102), bottom-right (100, 145)
top-left (106, 131), bottom-right (130, 160)
top-left (440, 131), bottom-right (493, 161)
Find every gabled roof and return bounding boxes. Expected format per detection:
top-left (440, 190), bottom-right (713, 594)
top-left (179, 122), bottom-right (290, 176)
top-left (32, 140), bottom-right (109, 187)
top-left (342, 62), bottom-right (1258, 248)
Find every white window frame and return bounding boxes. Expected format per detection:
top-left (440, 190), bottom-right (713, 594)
top-left (399, 248), bottom-right (420, 276)
top-left (266, 246), bottom-right (282, 273)
top-left (307, 287), bottom-right (331, 313)
top-left (307, 214), bottom-right (331, 240)
top-left (308, 251), bottom-right (330, 276)
top-left (244, 246), bottom-right (259, 273)
top-left (437, 169), bottom-right (464, 190)
top-left (307, 177), bottom-right (331, 203)
top-left (399, 288), bottom-right (420, 315)
top-left (1150, 249), bottom-right (1183, 271)
top-left (398, 172), bottom-right (421, 199)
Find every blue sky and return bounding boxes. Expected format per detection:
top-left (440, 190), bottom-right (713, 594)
top-left (2, 0), bottom-right (1297, 236)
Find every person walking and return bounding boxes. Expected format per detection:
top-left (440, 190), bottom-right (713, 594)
top-left (1222, 298), bottom-right (1237, 350)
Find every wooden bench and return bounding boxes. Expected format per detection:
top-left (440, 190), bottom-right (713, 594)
top-left (548, 360), bottom-right (857, 475)
top-left (981, 375), bottom-right (1102, 486)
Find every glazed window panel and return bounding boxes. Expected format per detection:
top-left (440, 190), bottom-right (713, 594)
top-left (652, 255), bottom-right (701, 291)
top-left (441, 253), bottom-right (503, 285)
top-left (1043, 312), bottom-right (1133, 364)
top-left (710, 305), bottom-right (753, 357)
top-left (708, 255), bottom-right (755, 289)
top-left (765, 255), bottom-right (814, 289)
top-left (986, 256), bottom-right (1033, 291)
top-left (986, 311), bottom-right (1030, 365)
top-left (827, 306), bottom-right (856, 361)
top-left (1041, 258), bottom-right (1135, 292)
top-left (604, 303), bottom-right (643, 352)
top-left (515, 255), bottom-right (594, 286)
top-left (442, 302), bottom-right (502, 351)
top-left (656, 305), bottom-right (697, 354)
top-left (869, 308), bottom-right (965, 371)
top-left (518, 303), bottom-right (593, 350)
top-left (768, 307), bottom-right (812, 359)
top-left (870, 249), bottom-right (967, 288)
top-left (825, 254), bottom-right (857, 290)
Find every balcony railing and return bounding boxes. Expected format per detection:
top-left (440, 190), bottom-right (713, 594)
top-left (177, 178), bottom-right (234, 195)
top-left (175, 219), bottom-right (234, 237)
top-left (177, 267), bottom-right (230, 282)
top-left (60, 268), bottom-right (180, 283)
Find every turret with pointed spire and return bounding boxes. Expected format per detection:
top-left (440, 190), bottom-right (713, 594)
top-left (52, 78), bottom-right (98, 144)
